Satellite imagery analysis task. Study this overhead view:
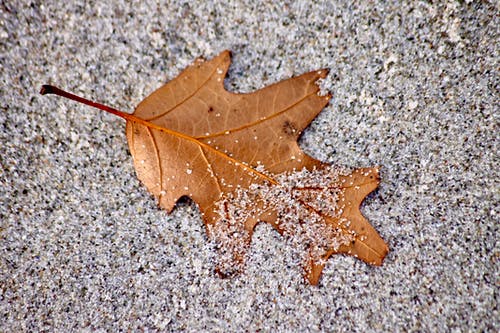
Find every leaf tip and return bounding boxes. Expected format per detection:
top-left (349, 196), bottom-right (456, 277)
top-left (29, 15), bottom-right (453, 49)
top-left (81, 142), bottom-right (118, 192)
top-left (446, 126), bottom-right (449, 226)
top-left (306, 262), bottom-right (324, 286)
top-left (318, 68), bottom-right (330, 78)
top-left (220, 50), bottom-right (232, 67)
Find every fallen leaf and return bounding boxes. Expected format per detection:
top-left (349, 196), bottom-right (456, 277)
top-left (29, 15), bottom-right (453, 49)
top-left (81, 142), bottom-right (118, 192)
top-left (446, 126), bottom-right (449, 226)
top-left (41, 50), bottom-right (388, 285)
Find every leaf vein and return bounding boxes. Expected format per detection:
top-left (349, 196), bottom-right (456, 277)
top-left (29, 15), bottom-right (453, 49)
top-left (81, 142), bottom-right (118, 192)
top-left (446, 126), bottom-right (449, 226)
top-left (145, 59), bottom-right (223, 121)
top-left (146, 127), bottom-right (163, 199)
top-left (195, 90), bottom-right (318, 139)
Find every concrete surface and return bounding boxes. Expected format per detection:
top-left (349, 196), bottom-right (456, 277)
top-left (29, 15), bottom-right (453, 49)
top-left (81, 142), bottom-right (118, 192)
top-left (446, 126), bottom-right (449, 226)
top-left (0, 1), bottom-right (498, 331)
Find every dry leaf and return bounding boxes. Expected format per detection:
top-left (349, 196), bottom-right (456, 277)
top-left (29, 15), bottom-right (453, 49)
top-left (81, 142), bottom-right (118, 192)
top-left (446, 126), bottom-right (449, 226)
top-left (41, 50), bottom-right (388, 285)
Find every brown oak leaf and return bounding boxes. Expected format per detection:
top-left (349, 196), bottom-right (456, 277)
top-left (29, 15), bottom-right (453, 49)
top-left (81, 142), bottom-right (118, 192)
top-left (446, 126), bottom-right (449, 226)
top-left (41, 50), bottom-right (388, 285)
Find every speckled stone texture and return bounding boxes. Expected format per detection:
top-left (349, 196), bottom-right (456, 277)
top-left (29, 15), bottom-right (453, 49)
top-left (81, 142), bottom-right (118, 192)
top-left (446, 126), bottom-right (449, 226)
top-left (0, 1), bottom-right (498, 331)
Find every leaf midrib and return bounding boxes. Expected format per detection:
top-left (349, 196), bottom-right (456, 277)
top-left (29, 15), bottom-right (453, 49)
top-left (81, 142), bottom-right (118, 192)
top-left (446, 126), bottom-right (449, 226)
top-left (124, 112), bottom-right (277, 185)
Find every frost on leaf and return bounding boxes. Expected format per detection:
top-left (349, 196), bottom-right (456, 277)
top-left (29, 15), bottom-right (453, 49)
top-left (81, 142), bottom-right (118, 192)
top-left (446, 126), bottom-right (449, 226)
top-left (42, 50), bottom-right (388, 285)
top-left (209, 165), bottom-right (387, 285)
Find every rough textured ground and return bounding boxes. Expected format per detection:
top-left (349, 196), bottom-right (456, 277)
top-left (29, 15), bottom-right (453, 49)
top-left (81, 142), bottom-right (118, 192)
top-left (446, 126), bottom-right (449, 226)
top-left (1, 1), bottom-right (498, 331)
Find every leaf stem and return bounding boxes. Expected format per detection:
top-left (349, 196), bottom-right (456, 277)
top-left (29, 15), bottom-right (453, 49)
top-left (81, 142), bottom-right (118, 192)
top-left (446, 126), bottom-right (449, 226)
top-left (40, 85), bottom-right (131, 120)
